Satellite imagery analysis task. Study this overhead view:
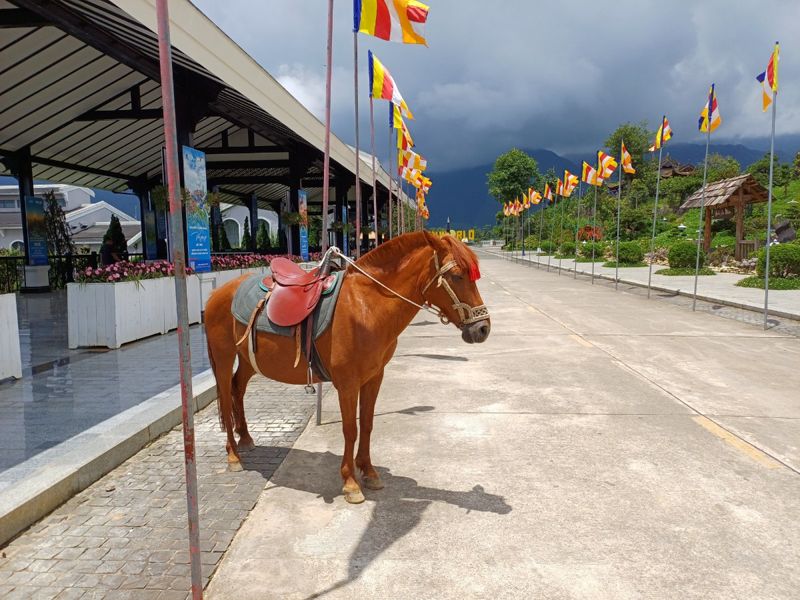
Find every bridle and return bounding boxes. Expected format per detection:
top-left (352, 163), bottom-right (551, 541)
top-left (420, 251), bottom-right (490, 327)
top-left (329, 246), bottom-right (490, 329)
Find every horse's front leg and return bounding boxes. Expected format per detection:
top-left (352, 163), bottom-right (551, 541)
top-left (338, 386), bottom-right (364, 504)
top-left (356, 370), bottom-right (384, 491)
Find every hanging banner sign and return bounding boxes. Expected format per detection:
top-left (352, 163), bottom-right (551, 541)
top-left (298, 189), bottom-right (309, 261)
top-left (182, 146), bottom-right (211, 273)
top-left (24, 196), bottom-right (49, 266)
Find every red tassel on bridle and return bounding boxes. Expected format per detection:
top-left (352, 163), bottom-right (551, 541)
top-left (468, 263), bottom-right (481, 282)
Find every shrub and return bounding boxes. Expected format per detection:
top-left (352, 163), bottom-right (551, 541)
top-left (756, 243), bottom-right (800, 278)
top-left (616, 241), bottom-right (644, 264)
top-left (668, 241), bottom-right (703, 269)
top-left (539, 240), bottom-right (556, 253)
top-left (579, 241), bottom-right (606, 259)
top-left (559, 241), bottom-right (576, 257)
top-left (523, 235), bottom-right (539, 250)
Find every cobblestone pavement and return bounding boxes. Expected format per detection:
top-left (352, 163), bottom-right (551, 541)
top-left (0, 377), bottom-right (319, 599)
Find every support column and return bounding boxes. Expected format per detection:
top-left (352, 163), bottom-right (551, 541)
top-left (14, 147), bottom-right (34, 265)
top-left (704, 206), bottom-right (712, 252)
top-left (335, 179), bottom-right (349, 249)
top-left (735, 189), bottom-right (745, 260)
top-left (210, 201), bottom-right (221, 252)
top-left (248, 193), bottom-right (258, 253)
top-left (361, 181), bottom-right (371, 253)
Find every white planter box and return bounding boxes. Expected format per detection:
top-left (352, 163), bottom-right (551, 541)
top-left (68, 276), bottom-right (201, 349)
top-left (0, 293), bottom-right (22, 380)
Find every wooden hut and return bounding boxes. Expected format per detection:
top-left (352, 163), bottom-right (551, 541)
top-left (679, 174), bottom-right (768, 260)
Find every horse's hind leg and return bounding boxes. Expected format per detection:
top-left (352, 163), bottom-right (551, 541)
top-left (207, 330), bottom-right (242, 472)
top-left (232, 358), bottom-right (256, 451)
top-left (356, 370), bottom-right (384, 491)
top-left (338, 385), bottom-right (364, 504)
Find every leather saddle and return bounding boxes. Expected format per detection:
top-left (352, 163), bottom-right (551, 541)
top-left (264, 257), bottom-right (336, 327)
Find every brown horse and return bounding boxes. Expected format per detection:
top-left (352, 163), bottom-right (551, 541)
top-left (204, 231), bottom-right (490, 503)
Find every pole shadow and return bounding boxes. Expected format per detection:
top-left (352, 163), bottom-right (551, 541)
top-left (239, 447), bottom-right (512, 598)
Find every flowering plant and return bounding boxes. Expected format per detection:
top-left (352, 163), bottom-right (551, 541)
top-left (211, 253), bottom-right (321, 271)
top-left (75, 260), bottom-right (192, 283)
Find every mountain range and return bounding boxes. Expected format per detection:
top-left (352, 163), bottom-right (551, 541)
top-left (426, 139), bottom-right (798, 229)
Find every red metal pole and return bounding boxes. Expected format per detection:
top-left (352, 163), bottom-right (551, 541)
top-left (353, 32), bottom-right (362, 257)
top-left (155, 2), bottom-right (202, 598)
top-left (321, 0), bottom-right (334, 252)
top-left (369, 96), bottom-right (379, 245)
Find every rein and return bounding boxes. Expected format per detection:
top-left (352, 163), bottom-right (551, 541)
top-left (328, 246), bottom-right (489, 328)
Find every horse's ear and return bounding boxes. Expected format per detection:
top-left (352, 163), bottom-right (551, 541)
top-left (422, 230), bottom-right (442, 250)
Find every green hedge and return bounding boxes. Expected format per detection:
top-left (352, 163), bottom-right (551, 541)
top-left (668, 241), bottom-right (703, 269)
top-left (579, 241), bottom-right (606, 259)
top-left (757, 244), bottom-right (800, 278)
top-left (539, 240), bottom-right (556, 253)
top-left (616, 241), bottom-right (644, 264)
top-left (559, 241), bottom-right (576, 256)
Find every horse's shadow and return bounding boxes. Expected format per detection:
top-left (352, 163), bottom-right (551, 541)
top-left (240, 446), bottom-right (512, 598)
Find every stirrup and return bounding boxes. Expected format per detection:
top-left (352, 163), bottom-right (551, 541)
top-left (304, 364), bottom-right (315, 394)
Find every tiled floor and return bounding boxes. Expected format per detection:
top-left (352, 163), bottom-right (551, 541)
top-left (0, 291), bottom-right (211, 474)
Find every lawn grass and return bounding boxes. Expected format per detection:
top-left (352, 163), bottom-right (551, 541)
top-left (736, 276), bottom-right (800, 290)
top-left (656, 267), bottom-right (716, 276)
top-left (603, 261), bottom-right (647, 268)
top-left (575, 257), bottom-right (606, 263)
top-left (556, 254), bottom-right (576, 259)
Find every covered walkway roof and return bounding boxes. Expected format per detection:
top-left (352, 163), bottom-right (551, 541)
top-left (0, 0), bottom-right (408, 208)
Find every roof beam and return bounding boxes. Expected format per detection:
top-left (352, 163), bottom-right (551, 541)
top-left (0, 7), bottom-right (50, 28)
top-left (32, 155), bottom-right (131, 182)
top-left (207, 159), bottom-right (289, 170)
top-left (197, 145), bottom-right (288, 155)
top-left (74, 108), bottom-right (163, 121)
top-left (208, 176), bottom-right (288, 185)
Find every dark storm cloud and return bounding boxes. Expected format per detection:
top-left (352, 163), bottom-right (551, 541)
top-left (192, 0), bottom-right (799, 170)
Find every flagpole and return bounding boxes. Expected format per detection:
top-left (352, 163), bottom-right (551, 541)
top-left (693, 95), bottom-right (713, 311)
top-left (547, 197), bottom-right (556, 272)
top-left (388, 129), bottom-right (394, 238)
top-left (574, 184), bottom-right (582, 279)
top-left (558, 191), bottom-right (566, 275)
top-left (369, 97), bottom-right (379, 245)
top-left (590, 157), bottom-right (599, 284)
top-left (763, 82), bottom-right (778, 329)
top-left (321, 0), bottom-right (334, 253)
top-left (537, 202), bottom-right (544, 268)
top-left (353, 32), bottom-right (362, 257)
top-left (615, 142), bottom-right (624, 289)
top-left (647, 123), bottom-right (666, 298)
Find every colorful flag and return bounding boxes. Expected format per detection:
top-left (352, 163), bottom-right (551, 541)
top-left (543, 183), bottom-right (553, 202)
top-left (369, 51), bottom-right (413, 118)
top-left (392, 105), bottom-right (414, 149)
top-left (555, 179), bottom-right (564, 197)
top-left (531, 189), bottom-right (543, 205)
top-left (355, 0), bottom-right (429, 45)
top-left (523, 191), bottom-right (531, 210)
top-left (698, 83), bottom-right (721, 133)
top-left (756, 42), bottom-right (779, 111)
top-left (621, 142), bottom-right (635, 174)
top-left (399, 149), bottom-right (427, 171)
top-left (563, 170), bottom-right (579, 197)
top-left (514, 198), bottom-right (522, 215)
top-left (648, 116), bottom-right (672, 152)
top-left (581, 161), bottom-right (602, 187)
top-left (502, 203), bottom-right (509, 217)
top-left (597, 151), bottom-right (618, 180)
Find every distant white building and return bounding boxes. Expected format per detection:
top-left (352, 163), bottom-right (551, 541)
top-left (0, 184), bottom-right (141, 253)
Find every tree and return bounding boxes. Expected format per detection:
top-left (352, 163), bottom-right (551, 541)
top-left (794, 151), bottom-right (800, 179)
top-left (706, 154), bottom-right (741, 182)
top-left (604, 121), bottom-right (650, 175)
top-left (104, 214), bottom-right (127, 254)
top-left (241, 216), bottom-right (252, 250)
top-left (256, 220), bottom-right (270, 251)
top-left (487, 148), bottom-right (540, 206)
top-left (747, 152), bottom-right (791, 188)
top-left (219, 223), bottom-right (232, 251)
top-left (43, 190), bottom-right (75, 256)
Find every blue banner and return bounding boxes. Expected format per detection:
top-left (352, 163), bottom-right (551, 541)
top-left (298, 189), bottom-right (309, 261)
top-left (24, 196), bottom-right (48, 266)
top-left (182, 146), bottom-right (211, 273)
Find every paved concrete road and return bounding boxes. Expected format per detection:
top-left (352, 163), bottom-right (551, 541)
top-left (208, 251), bottom-right (800, 600)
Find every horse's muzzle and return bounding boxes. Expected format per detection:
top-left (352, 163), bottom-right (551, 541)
top-left (462, 319), bottom-right (491, 344)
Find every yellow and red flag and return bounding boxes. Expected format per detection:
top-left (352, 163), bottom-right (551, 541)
top-left (368, 51), bottom-right (413, 118)
top-left (543, 183), bottom-right (553, 202)
top-left (555, 179), bottom-right (564, 197)
top-left (648, 116), bottom-right (673, 152)
top-left (355, 0), bottom-right (429, 45)
top-left (563, 170), bottom-right (579, 197)
top-left (523, 191), bottom-right (531, 210)
top-left (597, 151), bottom-right (618, 180)
top-left (531, 189), bottom-right (543, 205)
top-left (581, 161), bottom-right (602, 187)
top-left (756, 42), bottom-right (779, 111)
top-left (398, 149), bottom-right (427, 171)
top-left (621, 142), bottom-right (636, 174)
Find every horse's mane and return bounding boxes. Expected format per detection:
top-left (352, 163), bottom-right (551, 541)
top-left (354, 232), bottom-right (480, 280)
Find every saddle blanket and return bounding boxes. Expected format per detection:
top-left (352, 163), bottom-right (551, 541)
top-left (231, 270), bottom-right (345, 339)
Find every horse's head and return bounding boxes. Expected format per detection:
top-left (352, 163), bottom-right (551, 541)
top-left (420, 232), bottom-right (491, 344)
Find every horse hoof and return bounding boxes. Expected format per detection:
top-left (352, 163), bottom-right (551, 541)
top-left (227, 460), bottom-right (243, 472)
top-left (363, 476), bottom-right (384, 490)
top-left (343, 488), bottom-right (365, 504)
top-left (237, 437), bottom-right (256, 452)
